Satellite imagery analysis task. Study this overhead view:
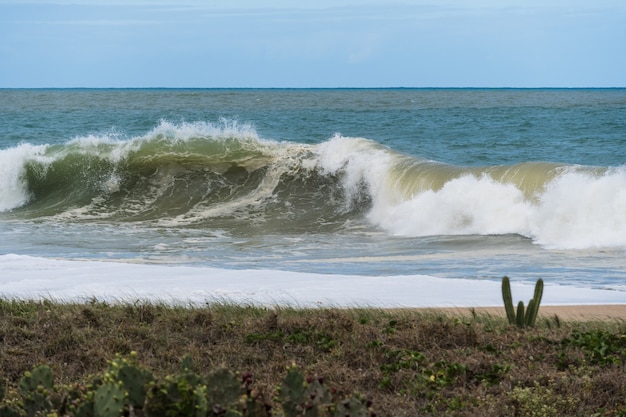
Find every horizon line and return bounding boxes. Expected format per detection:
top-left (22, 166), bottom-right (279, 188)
top-left (2, 86), bottom-right (625, 90)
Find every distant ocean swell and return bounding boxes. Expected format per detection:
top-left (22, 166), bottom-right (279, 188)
top-left (1, 120), bottom-right (625, 250)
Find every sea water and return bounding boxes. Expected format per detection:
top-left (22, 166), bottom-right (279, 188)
top-left (0, 88), bottom-right (625, 306)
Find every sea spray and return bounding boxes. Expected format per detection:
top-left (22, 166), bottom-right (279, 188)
top-left (315, 134), bottom-right (392, 209)
top-left (0, 143), bottom-right (48, 212)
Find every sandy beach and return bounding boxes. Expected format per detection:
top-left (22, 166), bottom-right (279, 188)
top-left (427, 304), bottom-right (626, 321)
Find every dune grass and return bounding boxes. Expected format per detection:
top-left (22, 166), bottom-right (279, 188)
top-left (1, 298), bottom-right (625, 416)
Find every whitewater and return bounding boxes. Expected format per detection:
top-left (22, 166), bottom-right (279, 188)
top-left (1, 88), bottom-right (625, 307)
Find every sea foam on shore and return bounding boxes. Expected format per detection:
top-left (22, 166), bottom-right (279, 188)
top-left (1, 254), bottom-right (624, 308)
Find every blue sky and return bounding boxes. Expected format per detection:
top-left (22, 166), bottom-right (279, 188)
top-left (1, 0), bottom-right (624, 88)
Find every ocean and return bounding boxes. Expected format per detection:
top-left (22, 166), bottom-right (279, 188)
top-left (1, 88), bottom-right (625, 306)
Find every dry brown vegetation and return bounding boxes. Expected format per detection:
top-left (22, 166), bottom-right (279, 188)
top-left (1, 299), bottom-right (626, 416)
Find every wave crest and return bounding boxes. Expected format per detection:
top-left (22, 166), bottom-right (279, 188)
top-left (2, 120), bottom-right (626, 249)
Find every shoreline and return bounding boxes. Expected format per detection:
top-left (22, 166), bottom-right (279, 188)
top-left (420, 304), bottom-right (626, 321)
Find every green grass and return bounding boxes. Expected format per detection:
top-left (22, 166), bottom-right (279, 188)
top-left (1, 299), bottom-right (626, 416)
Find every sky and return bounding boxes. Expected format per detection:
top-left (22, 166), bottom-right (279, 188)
top-left (0, 0), bottom-right (625, 88)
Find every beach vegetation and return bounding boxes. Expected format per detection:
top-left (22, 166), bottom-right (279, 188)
top-left (0, 355), bottom-right (374, 417)
top-left (505, 382), bottom-right (579, 417)
top-left (561, 329), bottom-right (626, 367)
top-left (1, 299), bottom-right (626, 416)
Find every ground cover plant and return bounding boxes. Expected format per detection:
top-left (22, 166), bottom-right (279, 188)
top-left (1, 298), bottom-right (625, 416)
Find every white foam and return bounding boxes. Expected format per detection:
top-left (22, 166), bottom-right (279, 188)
top-left (317, 138), bottom-right (626, 250)
top-left (143, 119), bottom-right (261, 143)
top-left (0, 144), bottom-right (49, 211)
top-left (370, 174), bottom-right (532, 237)
top-left (0, 254), bottom-right (623, 307)
top-left (531, 169), bottom-right (626, 249)
top-left (316, 135), bottom-right (395, 209)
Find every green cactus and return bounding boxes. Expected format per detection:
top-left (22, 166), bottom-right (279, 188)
top-left (278, 366), bottom-right (306, 417)
top-left (180, 354), bottom-right (194, 373)
top-left (333, 397), bottom-right (370, 417)
top-left (244, 392), bottom-right (271, 417)
top-left (516, 300), bottom-right (525, 327)
top-left (74, 400), bottom-right (95, 417)
top-left (18, 365), bottom-right (53, 395)
top-left (117, 364), bottom-right (154, 408)
top-left (501, 276), bottom-right (516, 324)
top-left (0, 384), bottom-right (19, 417)
top-left (18, 365), bottom-right (55, 417)
top-left (305, 377), bottom-right (332, 414)
top-left (145, 371), bottom-right (208, 417)
top-left (0, 406), bottom-right (21, 417)
top-left (192, 385), bottom-right (209, 417)
top-left (525, 277), bottom-right (544, 326)
top-left (501, 276), bottom-right (544, 327)
top-left (277, 366), bottom-right (344, 417)
top-left (94, 383), bottom-right (125, 417)
top-left (100, 352), bottom-right (155, 412)
top-left (0, 356), bottom-right (378, 417)
top-left (205, 368), bottom-right (242, 413)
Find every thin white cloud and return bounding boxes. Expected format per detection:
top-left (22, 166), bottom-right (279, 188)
top-left (22, 19), bottom-right (158, 26)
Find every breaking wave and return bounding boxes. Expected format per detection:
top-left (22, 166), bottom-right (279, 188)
top-left (2, 120), bottom-right (626, 249)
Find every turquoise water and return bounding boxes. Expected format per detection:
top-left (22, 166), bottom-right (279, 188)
top-left (1, 88), bottom-right (625, 294)
top-left (2, 89), bottom-right (625, 165)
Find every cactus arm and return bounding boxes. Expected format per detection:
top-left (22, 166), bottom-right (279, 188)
top-left (525, 278), bottom-right (544, 327)
top-left (18, 365), bottom-right (55, 417)
top-left (94, 383), bottom-right (125, 417)
top-left (525, 299), bottom-right (536, 326)
top-left (516, 301), bottom-right (525, 327)
top-left (501, 276), bottom-right (516, 325)
top-left (534, 278), bottom-right (544, 309)
top-left (118, 365), bottom-right (154, 408)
